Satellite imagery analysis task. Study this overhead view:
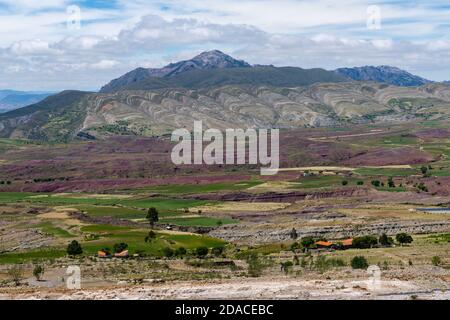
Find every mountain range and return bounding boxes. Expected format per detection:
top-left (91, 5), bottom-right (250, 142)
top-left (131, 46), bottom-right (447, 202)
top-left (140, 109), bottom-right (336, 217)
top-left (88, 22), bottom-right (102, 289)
top-left (0, 90), bottom-right (54, 113)
top-left (334, 66), bottom-right (432, 87)
top-left (1, 50), bottom-right (449, 142)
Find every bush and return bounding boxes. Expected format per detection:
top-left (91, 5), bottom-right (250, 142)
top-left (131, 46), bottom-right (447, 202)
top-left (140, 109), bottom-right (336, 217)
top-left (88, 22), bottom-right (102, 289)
top-left (175, 247), bottom-right (187, 256)
top-left (300, 236), bottom-right (315, 249)
top-left (431, 256), bottom-right (441, 266)
top-left (371, 180), bottom-right (381, 187)
top-left (352, 235), bottom-right (378, 249)
top-left (396, 233), bottom-right (413, 245)
top-left (195, 246), bottom-right (209, 258)
top-left (67, 240), bottom-right (82, 256)
top-left (379, 233), bottom-right (393, 246)
top-left (351, 256), bottom-right (369, 269)
top-left (247, 253), bottom-right (264, 277)
top-left (145, 230), bottom-right (157, 242)
top-left (211, 246), bottom-right (224, 257)
top-left (7, 265), bottom-right (24, 286)
top-left (162, 247), bottom-right (174, 258)
top-left (420, 166), bottom-right (428, 175)
top-left (113, 242), bottom-right (128, 254)
top-left (33, 265), bottom-right (45, 281)
top-left (387, 177), bottom-right (395, 188)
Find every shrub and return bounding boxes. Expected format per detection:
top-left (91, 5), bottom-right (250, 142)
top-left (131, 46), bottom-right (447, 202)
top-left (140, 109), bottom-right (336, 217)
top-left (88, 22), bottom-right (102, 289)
top-left (281, 261), bottom-right (293, 273)
top-left (420, 166), bottom-right (428, 175)
top-left (300, 236), bottom-right (315, 249)
top-left (387, 177), bottom-right (395, 188)
top-left (371, 180), bottom-right (381, 187)
top-left (145, 230), bottom-right (157, 242)
top-left (431, 256), bottom-right (441, 266)
top-left (175, 247), bottom-right (187, 256)
top-left (113, 242), bottom-right (128, 253)
top-left (7, 265), bottom-right (24, 286)
top-left (162, 247), bottom-right (174, 258)
top-left (351, 256), bottom-right (369, 269)
top-left (33, 265), bottom-right (45, 281)
top-left (396, 233), bottom-right (413, 245)
top-left (211, 246), bottom-right (224, 257)
top-left (195, 246), bottom-right (209, 258)
top-left (67, 240), bottom-right (82, 256)
top-left (247, 253), bottom-right (264, 277)
top-left (379, 233), bottom-right (393, 246)
top-left (352, 235), bottom-right (378, 249)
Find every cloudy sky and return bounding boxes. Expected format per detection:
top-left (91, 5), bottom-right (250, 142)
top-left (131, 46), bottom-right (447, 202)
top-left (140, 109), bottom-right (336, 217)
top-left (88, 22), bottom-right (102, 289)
top-left (1, 0), bottom-right (450, 91)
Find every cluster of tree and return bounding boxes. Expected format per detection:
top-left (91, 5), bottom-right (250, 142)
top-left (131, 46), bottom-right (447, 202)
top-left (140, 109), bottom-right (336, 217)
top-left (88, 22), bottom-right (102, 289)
top-left (162, 246), bottom-right (224, 259)
top-left (352, 233), bottom-right (413, 249)
top-left (0, 180), bottom-right (11, 185)
top-left (371, 178), bottom-right (398, 188)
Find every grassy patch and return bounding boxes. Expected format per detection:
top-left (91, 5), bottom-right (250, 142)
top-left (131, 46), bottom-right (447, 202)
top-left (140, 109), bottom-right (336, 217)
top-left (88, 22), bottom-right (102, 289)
top-left (0, 249), bottom-right (65, 264)
top-left (38, 221), bottom-right (76, 238)
top-left (138, 180), bottom-right (263, 195)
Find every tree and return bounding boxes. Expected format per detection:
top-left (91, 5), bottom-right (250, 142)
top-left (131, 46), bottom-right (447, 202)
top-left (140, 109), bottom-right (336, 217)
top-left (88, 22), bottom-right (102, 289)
top-left (342, 180), bottom-right (348, 186)
top-left (396, 233), bottom-right (413, 246)
top-left (420, 166), bottom-right (428, 175)
top-left (387, 177), bottom-right (395, 188)
top-left (67, 240), bottom-right (82, 256)
top-left (300, 236), bottom-right (315, 249)
top-left (113, 242), bottom-right (128, 253)
top-left (357, 181), bottom-right (364, 186)
top-left (379, 233), bottom-right (393, 246)
top-left (7, 265), bottom-right (24, 286)
top-left (145, 230), bottom-right (157, 242)
top-left (195, 246), bottom-right (209, 258)
top-left (289, 228), bottom-right (298, 240)
top-left (351, 256), bottom-right (369, 269)
top-left (162, 247), bottom-right (174, 258)
top-left (352, 235), bottom-right (378, 249)
top-left (371, 180), bottom-right (381, 187)
top-left (146, 207), bottom-right (159, 229)
top-left (33, 265), bottom-right (45, 281)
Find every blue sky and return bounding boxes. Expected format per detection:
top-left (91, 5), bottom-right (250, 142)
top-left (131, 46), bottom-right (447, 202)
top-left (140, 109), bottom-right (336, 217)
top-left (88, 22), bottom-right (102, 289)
top-left (0, 0), bottom-right (449, 90)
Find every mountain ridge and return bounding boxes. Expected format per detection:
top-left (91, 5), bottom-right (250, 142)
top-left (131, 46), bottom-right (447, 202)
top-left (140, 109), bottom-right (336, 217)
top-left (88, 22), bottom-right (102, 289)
top-left (334, 65), bottom-right (432, 87)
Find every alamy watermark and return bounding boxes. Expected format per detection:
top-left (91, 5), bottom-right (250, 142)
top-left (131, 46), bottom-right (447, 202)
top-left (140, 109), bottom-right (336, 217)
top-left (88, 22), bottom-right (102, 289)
top-left (367, 5), bottom-right (381, 30)
top-left (170, 121), bottom-right (279, 175)
top-left (67, 5), bottom-right (81, 30)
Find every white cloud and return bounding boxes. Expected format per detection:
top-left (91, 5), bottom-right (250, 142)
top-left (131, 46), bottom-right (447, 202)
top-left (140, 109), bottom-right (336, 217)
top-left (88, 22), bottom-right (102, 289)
top-left (1, 1), bottom-right (450, 90)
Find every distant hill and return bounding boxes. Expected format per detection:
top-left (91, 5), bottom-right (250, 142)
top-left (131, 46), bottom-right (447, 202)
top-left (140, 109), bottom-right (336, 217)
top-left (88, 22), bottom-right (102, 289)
top-left (0, 90), bottom-right (54, 113)
top-left (0, 90), bottom-right (90, 141)
top-left (3, 82), bottom-right (450, 142)
top-left (334, 66), bottom-right (432, 87)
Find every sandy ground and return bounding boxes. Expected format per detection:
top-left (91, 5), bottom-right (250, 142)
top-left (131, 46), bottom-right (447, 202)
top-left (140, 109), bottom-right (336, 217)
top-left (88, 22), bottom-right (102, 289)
top-left (1, 277), bottom-right (448, 300)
